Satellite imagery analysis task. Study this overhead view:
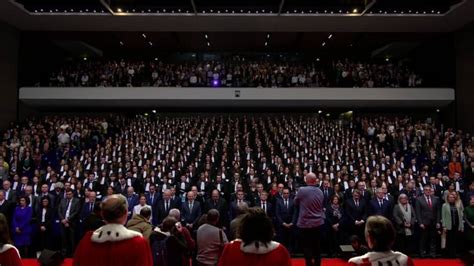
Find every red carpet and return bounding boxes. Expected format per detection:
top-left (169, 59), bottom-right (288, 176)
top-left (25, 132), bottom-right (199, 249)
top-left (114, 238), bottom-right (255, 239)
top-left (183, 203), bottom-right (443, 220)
top-left (22, 258), bottom-right (466, 266)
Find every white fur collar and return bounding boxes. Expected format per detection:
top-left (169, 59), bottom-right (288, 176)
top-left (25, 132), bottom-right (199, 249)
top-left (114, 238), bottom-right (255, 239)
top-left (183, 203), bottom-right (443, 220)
top-left (238, 240), bottom-right (279, 254)
top-left (0, 244), bottom-right (20, 257)
top-left (91, 223), bottom-right (142, 243)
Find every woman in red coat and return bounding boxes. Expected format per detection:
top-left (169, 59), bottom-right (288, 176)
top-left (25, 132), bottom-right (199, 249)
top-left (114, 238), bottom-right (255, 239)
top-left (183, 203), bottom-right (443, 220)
top-left (0, 213), bottom-right (22, 266)
top-left (218, 208), bottom-right (291, 266)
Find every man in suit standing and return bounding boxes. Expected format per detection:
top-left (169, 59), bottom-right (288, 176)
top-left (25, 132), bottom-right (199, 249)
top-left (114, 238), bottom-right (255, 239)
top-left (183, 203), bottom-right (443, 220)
top-left (58, 188), bottom-right (80, 256)
top-left (344, 189), bottom-right (368, 240)
top-left (181, 191), bottom-right (202, 230)
top-left (3, 180), bottom-right (17, 203)
top-left (204, 189), bottom-right (229, 228)
top-left (368, 188), bottom-right (392, 219)
top-left (275, 188), bottom-right (296, 253)
top-left (415, 185), bottom-right (441, 258)
top-left (321, 180), bottom-right (334, 207)
top-left (156, 189), bottom-right (173, 226)
top-left (0, 191), bottom-right (13, 224)
top-left (229, 190), bottom-right (250, 221)
top-left (256, 191), bottom-right (274, 219)
top-left (125, 187), bottom-right (138, 219)
top-left (146, 184), bottom-right (160, 225)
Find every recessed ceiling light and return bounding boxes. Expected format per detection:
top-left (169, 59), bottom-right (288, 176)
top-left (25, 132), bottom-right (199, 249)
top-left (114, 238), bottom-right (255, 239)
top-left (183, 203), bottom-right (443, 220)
top-left (265, 42), bottom-right (268, 46)
top-left (205, 34), bottom-right (208, 39)
top-left (119, 41), bottom-right (124, 46)
top-left (353, 8), bottom-right (358, 13)
top-left (328, 34), bottom-right (332, 39)
top-left (148, 41), bottom-right (153, 46)
top-left (318, 110), bottom-right (323, 114)
top-left (322, 42), bottom-right (326, 46)
top-left (316, 58), bottom-right (320, 61)
top-left (154, 58), bottom-right (158, 61)
top-left (142, 33), bottom-right (147, 38)
top-left (207, 42), bottom-right (210, 47)
top-left (267, 34), bottom-right (270, 38)
top-left (117, 8), bottom-right (122, 12)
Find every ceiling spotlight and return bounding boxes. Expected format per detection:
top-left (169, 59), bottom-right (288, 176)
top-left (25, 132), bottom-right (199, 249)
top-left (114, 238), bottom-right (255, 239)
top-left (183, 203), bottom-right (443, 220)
top-left (93, 9), bottom-right (97, 12)
top-left (83, 57), bottom-right (87, 61)
top-left (207, 42), bottom-right (210, 47)
top-left (394, 10), bottom-right (397, 13)
top-left (318, 110), bottom-right (323, 114)
top-left (142, 33), bottom-right (147, 38)
top-left (436, 109), bottom-right (440, 113)
top-left (148, 9), bottom-right (151, 12)
top-left (423, 11), bottom-right (426, 14)
top-left (409, 10), bottom-right (412, 13)
top-left (178, 9), bottom-right (181, 12)
top-left (34, 9), bottom-right (37, 12)
top-left (262, 9), bottom-right (265, 12)
top-left (339, 10), bottom-right (342, 13)
top-left (316, 58), bottom-right (320, 61)
top-left (218, 10), bottom-right (221, 13)
top-left (152, 110), bottom-right (157, 114)
top-left (148, 41), bottom-right (153, 46)
top-left (119, 41), bottom-right (124, 46)
top-left (431, 10), bottom-right (435, 13)
top-left (232, 11), bottom-right (235, 13)
top-left (205, 34), bottom-right (208, 39)
top-left (154, 57), bottom-right (158, 61)
top-left (326, 113), bottom-right (330, 117)
top-left (437, 11), bottom-right (441, 14)
top-left (40, 9), bottom-right (44, 12)
top-left (294, 9), bottom-right (297, 13)
top-left (240, 9), bottom-right (243, 12)
top-left (265, 42), bottom-right (268, 46)
top-left (132, 9), bottom-right (135, 12)
top-left (85, 9), bottom-right (89, 12)
top-left (267, 34), bottom-right (270, 39)
top-left (385, 58), bottom-right (389, 62)
top-left (163, 9), bottom-right (166, 12)
top-left (210, 9), bottom-right (213, 12)
top-left (322, 42), bottom-right (326, 47)
top-left (328, 34), bottom-right (332, 39)
top-left (324, 10), bottom-right (327, 13)
top-left (353, 8), bottom-right (358, 13)
top-left (225, 9), bottom-right (228, 12)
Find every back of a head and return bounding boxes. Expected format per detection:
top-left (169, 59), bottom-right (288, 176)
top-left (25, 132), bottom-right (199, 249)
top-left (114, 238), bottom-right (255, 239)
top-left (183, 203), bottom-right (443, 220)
top-left (365, 215), bottom-right (396, 252)
top-left (206, 209), bottom-right (220, 225)
top-left (162, 217), bottom-right (178, 232)
top-left (238, 207), bottom-right (274, 248)
top-left (101, 194), bottom-right (128, 224)
top-left (168, 208), bottom-right (181, 221)
top-left (140, 207), bottom-right (152, 219)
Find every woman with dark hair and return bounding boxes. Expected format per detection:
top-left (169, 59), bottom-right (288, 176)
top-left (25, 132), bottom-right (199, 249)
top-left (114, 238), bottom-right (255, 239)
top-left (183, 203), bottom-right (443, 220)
top-left (217, 207), bottom-right (291, 266)
top-left (0, 213), bottom-right (22, 265)
top-left (36, 196), bottom-right (53, 251)
top-left (325, 194), bottom-right (344, 257)
top-left (348, 216), bottom-right (414, 266)
top-left (12, 196), bottom-right (33, 257)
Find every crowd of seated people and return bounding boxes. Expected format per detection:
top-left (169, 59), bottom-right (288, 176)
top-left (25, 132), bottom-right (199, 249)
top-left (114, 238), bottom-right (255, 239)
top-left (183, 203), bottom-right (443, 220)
top-left (0, 113), bottom-right (472, 260)
top-left (45, 58), bottom-right (423, 88)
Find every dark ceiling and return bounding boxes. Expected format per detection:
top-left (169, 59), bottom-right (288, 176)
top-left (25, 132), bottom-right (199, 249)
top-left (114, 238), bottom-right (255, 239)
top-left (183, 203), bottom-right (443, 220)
top-left (16, 0), bottom-right (461, 14)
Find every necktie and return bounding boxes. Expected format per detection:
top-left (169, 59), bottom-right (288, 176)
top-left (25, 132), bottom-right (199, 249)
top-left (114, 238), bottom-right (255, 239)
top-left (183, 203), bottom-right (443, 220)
top-left (324, 189), bottom-right (328, 197)
top-left (285, 199), bottom-right (288, 209)
top-left (165, 200), bottom-right (169, 212)
top-left (427, 197), bottom-right (432, 208)
top-left (355, 200), bottom-right (359, 207)
top-left (89, 202), bottom-right (93, 212)
top-left (150, 195), bottom-right (154, 204)
top-left (379, 200), bottom-right (383, 208)
top-left (263, 202), bottom-right (266, 213)
top-left (189, 202), bottom-right (193, 211)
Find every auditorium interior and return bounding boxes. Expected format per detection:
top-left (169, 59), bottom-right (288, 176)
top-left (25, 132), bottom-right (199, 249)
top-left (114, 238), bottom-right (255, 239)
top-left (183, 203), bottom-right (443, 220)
top-left (0, 0), bottom-right (474, 265)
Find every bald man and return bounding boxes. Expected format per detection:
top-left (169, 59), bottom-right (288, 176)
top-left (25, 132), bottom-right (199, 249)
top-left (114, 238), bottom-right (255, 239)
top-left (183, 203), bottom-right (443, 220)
top-left (294, 172), bottom-right (325, 266)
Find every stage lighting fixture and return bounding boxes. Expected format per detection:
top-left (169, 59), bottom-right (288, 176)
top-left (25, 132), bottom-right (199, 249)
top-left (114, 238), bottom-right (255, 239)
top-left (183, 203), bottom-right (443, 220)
top-left (212, 80), bottom-right (219, 87)
top-left (152, 110), bottom-right (157, 114)
top-left (265, 42), bottom-right (268, 46)
top-left (385, 58), bottom-right (389, 62)
top-left (207, 42), bottom-right (211, 47)
top-left (83, 57), bottom-right (87, 61)
top-left (154, 57), bottom-right (158, 61)
top-left (318, 110), bottom-right (323, 114)
top-left (328, 34), bottom-right (332, 39)
top-left (316, 58), bottom-right (320, 62)
top-left (119, 41), bottom-right (124, 46)
top-left (326, 113), bottom-right (330, 117)
top-left (322, 42), bottom-right (326, 47)
top-left (148, 41), bottom-right (153, 46)
top-left (353, 8), bottom-right (358, 13)
top-left (205, 34), bottom-right (208, 39)
top-left (436, 109), bottom-right (440, 113)
top-left (142, 33), bottom-right (147, 38)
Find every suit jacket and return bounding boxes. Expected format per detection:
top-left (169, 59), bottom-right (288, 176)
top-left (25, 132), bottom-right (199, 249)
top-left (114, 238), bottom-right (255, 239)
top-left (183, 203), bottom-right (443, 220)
top-left (392, 204), bottom-right (416, 235)
top-left (155, 199), bottom-right (174, 225)
top-left (415, 195), bottom-right (441, 226)
top-left (36, 207), bottom-right (54, 231)
top-left (0, 200), bottom-right (13, 222)
top-left (321, 187), bottom-right (335, 207)
top-left (229, 200), bottom-right (250, 221)
top-left (4, 189), bottom-right (17, 203)
top-left (255, 200), bottom-right (274, 218)
top-left (204, 198), bottom-right (229, 226)
top-left (57, 197), bottom-right (81, 223)
top-left (275, 198), bottom-right (295, 226)
top-left (181, 200), bottom-right (202, 226)
top-left (344, 198), bottom-right (367, 226)
top-left (80, 201), bottom-right (96, 222)
top-left (368, 198), bottom-right (392, 219)
top-left (125, 194), bottom-right (139, 214)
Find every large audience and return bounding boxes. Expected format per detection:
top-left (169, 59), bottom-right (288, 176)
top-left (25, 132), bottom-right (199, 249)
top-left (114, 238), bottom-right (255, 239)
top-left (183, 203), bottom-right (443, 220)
top-left (45, 59), bottom-right (423, 88)
top-left (0, 113), bottom-right (473, 261)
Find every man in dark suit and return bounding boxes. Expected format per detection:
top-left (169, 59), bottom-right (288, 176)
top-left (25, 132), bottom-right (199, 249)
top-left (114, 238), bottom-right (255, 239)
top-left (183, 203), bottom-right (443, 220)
top-left (204, 189), bottom-right (229, 228)
top-left (275, 188), bottom-right (296, 252)
top-left (368, 188), bottom-right (392, 219)
top-left (229, 190), bottom-right (251, 221)
top-left (415, 185), bottom-right (441, 258)
top-left (428, 176), bottom-right (443, 198)
top-left (181, 191), bottom-right (202, 230)
top-left (3, 180), bottom-right (17, 203)
top-left (156, 189), bottom-right (173, 225)
top-left (344, 189), bottom-right (367, 240)
top-left (125, 187), bottom-right (138, 219)
top-left (145, 184), bottom-right (160, 224)
top-left (17, 176), bottom-right (30, 196)
top-left (58, 188), bottom-right (80, 256)
top-left (256, 191), bottom-right (273, 219)
top-left (210, 175), bottom-right (230, 201)
top-left (169, 187), bottom-right (182, 210)
top-left (177, 175), bottom-right (191, 199)
top-left (117, 177), bottom-right (128, 196)
top-left (321, 180), bottom-right (335, 207)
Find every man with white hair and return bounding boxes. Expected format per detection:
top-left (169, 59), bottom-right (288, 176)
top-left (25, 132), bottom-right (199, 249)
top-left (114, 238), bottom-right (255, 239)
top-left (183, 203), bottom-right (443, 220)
top-left (294, 172), bottom-right (324, 266)
top-left (165, 208), bottom-right (196, 253)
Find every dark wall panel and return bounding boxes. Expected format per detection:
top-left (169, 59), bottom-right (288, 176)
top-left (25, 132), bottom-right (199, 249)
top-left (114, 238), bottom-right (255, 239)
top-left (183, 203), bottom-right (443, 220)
top-left (456, 29), bottom-right (474, 132)
top-left (0, 21), bottom-right (19, 129)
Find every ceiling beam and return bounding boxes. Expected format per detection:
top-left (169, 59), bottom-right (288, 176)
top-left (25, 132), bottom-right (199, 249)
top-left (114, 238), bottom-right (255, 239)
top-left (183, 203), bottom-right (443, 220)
top-left (278, 0), bottom-right (286, 15)
top-left (360, 0), bottom-right (377, 16)
top-left (190, 0), bottom-right (198, 15)
top-left (100, 0), bottom-right (115, 15)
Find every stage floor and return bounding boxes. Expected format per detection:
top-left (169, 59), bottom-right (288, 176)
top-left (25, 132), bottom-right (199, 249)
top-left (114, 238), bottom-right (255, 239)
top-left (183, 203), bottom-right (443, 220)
top-left (23, 258), bottom-right (466, 266)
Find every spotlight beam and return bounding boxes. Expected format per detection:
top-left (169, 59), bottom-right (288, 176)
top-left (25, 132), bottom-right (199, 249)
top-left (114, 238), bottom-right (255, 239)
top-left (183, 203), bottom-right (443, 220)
top-left (278, 0), bottom-right (286, 15)
top-left (100, 0), bottom-right (115, 15)
top-left (360, 0), bottom-right (377, 16)
top-left (190, 0), bottom-right (198, 15)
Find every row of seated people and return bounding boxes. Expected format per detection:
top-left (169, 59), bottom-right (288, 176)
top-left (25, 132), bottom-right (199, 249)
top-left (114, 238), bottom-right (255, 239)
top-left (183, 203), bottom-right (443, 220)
top-left (44, 58), bottom-right (422, 88)
top-left (0, 113), bottom-right (472, 258)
